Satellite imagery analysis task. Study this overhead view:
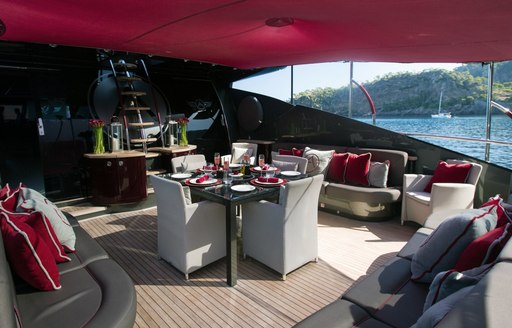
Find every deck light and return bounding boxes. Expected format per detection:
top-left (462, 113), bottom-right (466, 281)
top-left (265, 17), bottom-right (294, 28)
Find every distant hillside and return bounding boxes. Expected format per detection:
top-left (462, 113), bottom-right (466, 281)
top-left (293, 63), bottom-right (512, 117)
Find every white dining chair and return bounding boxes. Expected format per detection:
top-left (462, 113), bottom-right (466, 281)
top-left (221, 142), bottom-right (258, 165)
top-left (150, 175), bottom-right (226, 279)
top-left (171, 154), bottom-right (207, 173)
top-left (272, 154), bottom-right (308, 174)
top-left (242, 174), bottom-right (324, 280)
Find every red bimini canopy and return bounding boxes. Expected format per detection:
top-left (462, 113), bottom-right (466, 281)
top-left (0, 0), bottom-right (511, 69)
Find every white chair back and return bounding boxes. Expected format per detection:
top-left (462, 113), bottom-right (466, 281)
top-left (171, 154), bottom-right (207, 173)
top-left (272, 154), bottom-right (308, 174)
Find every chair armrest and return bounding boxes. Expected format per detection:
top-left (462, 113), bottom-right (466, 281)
top-left (430, 183), bottom-right (476, 212)
top-left (403, 174), bottom-right (432, 192)
top-left (185, 200), bottom-right (225, 222)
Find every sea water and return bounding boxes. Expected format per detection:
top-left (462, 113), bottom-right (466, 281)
top-left (356, 116), bottom-right (512, 170)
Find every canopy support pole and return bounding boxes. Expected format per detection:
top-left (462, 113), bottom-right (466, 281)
top-left (485, 62), bottom-right (494, 162)
top-left (290, 65), bottom-right (294, 105)
top-left (348, 62), bottom-right (353, 118)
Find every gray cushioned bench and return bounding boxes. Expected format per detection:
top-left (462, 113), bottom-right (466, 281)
top-left (0, 213), bottom-right (137, 328)
top-left (273, 143), bottom-right (408, 220)
top-left (295, 209), bottom-right (512, 327)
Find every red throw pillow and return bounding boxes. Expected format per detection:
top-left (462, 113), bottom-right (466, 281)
top-left (0, 183), bottom-right (11, 200)
top-left (278, 149), bottom-right (293, 156)
top-left (9, 211), bottom-right (71, 263)
top-left (292, 147), bottom-right (304, 157)
top-left (480, 195), bottom-right (509, 227)
top-left (327, 152), bottom-right (350, 183)
top-left (345, 153), bottom-right (371, 186)
top-left (0, 212), bottom-right (61, 291)
top-left (453, 223), bottom-right (512, 272)
top-left (424, 161), bottom-right (472, 193)
top-left (0, 189), bottom-right (19, 212)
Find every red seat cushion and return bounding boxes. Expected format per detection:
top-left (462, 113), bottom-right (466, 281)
top-left (345, 153), bottom-right (372, 186)
top-left (292, 147), bottom-right (304, 157)
top-left (424, 161), bottom-right (472, 193)
top-left (326, 152), bottom-right (350, 183)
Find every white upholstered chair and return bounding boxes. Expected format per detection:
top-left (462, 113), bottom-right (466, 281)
top-left (150, 175), bottom-right (226, 279)
top-left (272, 154), bottom-right (308, 174)
top-left (221, 142), bottom-right (258, 165)
top-left (171, 154), bottom-right (207, 173)
top-left (242, 174), bottom-right (324, 279)
top-left (401, 159), bottom-right (483, 226)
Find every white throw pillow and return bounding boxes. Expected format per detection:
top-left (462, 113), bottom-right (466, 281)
top-left (16, 186), bottom-right (76, 252)
top-left (232, 147), bottom-right (253, 164)
top-left (368, 160), bottom-right (390, 188)
top-left (302, 147), bottom-right (334, 176)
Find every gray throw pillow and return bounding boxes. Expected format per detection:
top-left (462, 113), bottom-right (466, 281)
top-left (412, 286), bottom-right (473, 328)
top-left (411, 206), bottom-right (498, 283)
top-left (423, 263), bottom-right (493, 312)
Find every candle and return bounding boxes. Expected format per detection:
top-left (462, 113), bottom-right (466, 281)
top-left (112, 138), bottom-right (120, 151)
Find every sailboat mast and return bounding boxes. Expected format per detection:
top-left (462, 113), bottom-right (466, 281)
top-left (438, 89), bottom-right (443, 114)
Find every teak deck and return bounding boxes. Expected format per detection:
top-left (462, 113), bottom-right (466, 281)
top-left (79, 208), bottom-right (417, 327)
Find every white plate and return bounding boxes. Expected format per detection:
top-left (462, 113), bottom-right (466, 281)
top-left (229, 173), bottom-right (244, 178)
top-left (280, 171), bottom-right (301, 177)
top-left (171, 173), bottom-right (192, 179)
top-left (229, 164), bottom-right (242, 169)
top-left (253, 178), bottom-right (284, 185)
top-left (188, 178), bottom-right (219, 185)
top-left (230, 184), bottom-right (256, 192)
top-left (253, 166), bottom-right (277, 172)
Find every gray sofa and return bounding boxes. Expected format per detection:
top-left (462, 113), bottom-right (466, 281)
top-left (295, 209), bottom-right (512, 327)
top-left (1, 213), bottom-right (137, 328)
top-left (273, 143), bottom-right (409, 220)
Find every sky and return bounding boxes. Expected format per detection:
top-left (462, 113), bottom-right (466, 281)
top-left (233, 62), bottom-right (460, 101)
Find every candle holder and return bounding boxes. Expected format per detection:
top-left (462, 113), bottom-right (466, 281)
top-left (164, 115), bottom-right (178, 147)
top-left (109, 116), bottom-right (124, 152)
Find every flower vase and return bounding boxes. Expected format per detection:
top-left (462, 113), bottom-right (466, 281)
top-left (179, 124), bottom-right (188, 146)
top-left (92, 126), bottom-right (105, 154)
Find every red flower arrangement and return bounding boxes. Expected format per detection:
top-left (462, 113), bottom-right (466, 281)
top-left (89, 119), bottom-right (105, 127)
top-left (177, 117), bottom-right (189, 126)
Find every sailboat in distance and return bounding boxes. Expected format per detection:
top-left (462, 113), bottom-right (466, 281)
top-left (431, 89), bottom-right (452, 118)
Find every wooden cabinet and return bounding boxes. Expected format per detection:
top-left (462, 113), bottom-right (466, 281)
top-left (84, 151), bottom-right (147, 205)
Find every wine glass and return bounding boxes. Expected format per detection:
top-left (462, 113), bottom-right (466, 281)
top-left (258, 154), bottom-right (265, 168)
top-left (180, 161), bottom-right (188, 173)
top-left (258, 154), bottom-right (265, 177)
top-left (213, 152), bottom-right (221, 170)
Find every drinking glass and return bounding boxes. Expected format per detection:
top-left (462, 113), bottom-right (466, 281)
top-left (213, 152), bottom-right (221, 169)
top-left (180, 161), bottom-right (188, 173)
top-left (258, 154), bottom-right (265, 168)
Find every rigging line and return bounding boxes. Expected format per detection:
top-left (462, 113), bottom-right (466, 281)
top-left (126, 0), bottom-right (248, 43)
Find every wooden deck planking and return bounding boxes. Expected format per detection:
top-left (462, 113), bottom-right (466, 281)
top-left (79, 207), bottom-right (416, 327)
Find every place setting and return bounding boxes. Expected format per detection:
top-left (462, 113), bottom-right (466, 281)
top-left (185, 174), bottom-right (221, 187)
top-left (250, 176), bottom-right (288, 187)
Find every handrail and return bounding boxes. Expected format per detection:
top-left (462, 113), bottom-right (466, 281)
top-left (351, 79), bottom-right (377, 125)
top-left (491, 101), bottom-right (512, 119)
top-left (404, 133), bottom-right (512, 146)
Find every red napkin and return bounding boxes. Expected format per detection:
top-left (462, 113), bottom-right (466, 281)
top-left (262, 165), bottom-right (270, 170)
top-left (257, 177), bottom-right (279, 183)
top-left (196, 175), bottom-right (209, 183)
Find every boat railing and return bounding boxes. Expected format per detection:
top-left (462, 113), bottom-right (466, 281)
top-left (403, 133), bottom-right (512, 147)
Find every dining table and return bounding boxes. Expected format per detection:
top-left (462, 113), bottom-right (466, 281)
top-left (165, 168), bottom-right (306, 286)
